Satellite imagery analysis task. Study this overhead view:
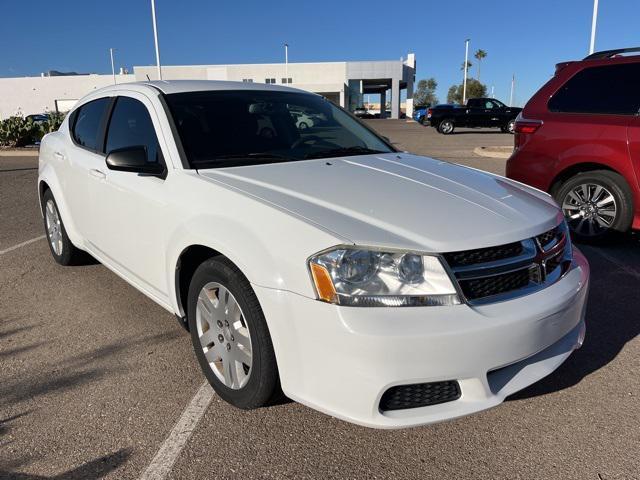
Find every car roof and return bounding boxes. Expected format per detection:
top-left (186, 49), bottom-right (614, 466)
top-left (103, 80), bottom-right (315, 96)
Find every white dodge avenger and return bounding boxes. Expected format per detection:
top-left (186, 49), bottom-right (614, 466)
top-left (38, 81), bottom-right (589, 428)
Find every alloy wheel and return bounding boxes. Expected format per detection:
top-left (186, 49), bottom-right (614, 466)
top-left (45, 199), bottom-right (63, 256)
top-left (196, 282), bottom-right (253, 389)
top-left (562, 183), bottom-right (617, 237)
top-left (441, 121), bottom-right (453, 134)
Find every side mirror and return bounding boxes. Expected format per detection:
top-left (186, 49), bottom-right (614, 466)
top-left (105, 146), bottom-right (164, 176)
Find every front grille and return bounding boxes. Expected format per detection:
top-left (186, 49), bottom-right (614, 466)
top-left (443, 242), bottom-right (523, 267)
top-left (537, 225), bottom-right (562, 250)
top-left (380, 381), bottom-right (461, 411)
top-left (443, 224), bottom-right (570, 303)
top-left (459, 267), bottom-right (533, 301)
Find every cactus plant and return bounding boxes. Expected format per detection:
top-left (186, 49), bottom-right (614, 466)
top-left (40, 111), bottom-right (66, 135)
top-left (0, 115), bottom-right (40, 147)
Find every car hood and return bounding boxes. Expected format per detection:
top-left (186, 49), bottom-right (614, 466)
top-left (197, 153), bottom-right (561, 253)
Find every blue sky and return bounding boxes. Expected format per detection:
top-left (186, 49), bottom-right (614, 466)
top-left (1, 0), bottom-right (638, 106)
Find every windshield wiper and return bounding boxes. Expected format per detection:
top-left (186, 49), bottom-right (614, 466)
top-left (303, 146), bottom-right (387, 160)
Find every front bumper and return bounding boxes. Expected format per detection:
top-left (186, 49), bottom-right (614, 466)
top-left (254, 248), bottom-right (589, 429)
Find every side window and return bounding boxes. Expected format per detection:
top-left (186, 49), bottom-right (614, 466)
top-left (548, 63), bottom-right (640, 115)
top-left (105, 97), bottom-right (162, 164)
top-left (485, 101), bottom-right (494, 109)
top-left (72, 98), bottom-right (110, 151)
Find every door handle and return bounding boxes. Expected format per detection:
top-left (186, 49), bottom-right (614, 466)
top-left (54, 151), bottom-right (65, 160)
top-left (89, 169), bottom-right (106, 180)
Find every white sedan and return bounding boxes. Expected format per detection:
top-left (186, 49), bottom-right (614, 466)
top-left (38, 80), bottom-right (589, 429)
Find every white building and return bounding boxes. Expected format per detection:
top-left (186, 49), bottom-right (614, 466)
top-left (0, 54), bottom-right (415, 120)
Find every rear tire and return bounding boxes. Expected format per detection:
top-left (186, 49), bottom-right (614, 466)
top-left (42, 189), bottom-right (83, 266)
top-left (438, 119), bottom-right (455, 134)
top-left (187, 256), bottom-right (279, 409)
top-left (554, 170), bottom-right (633, 243)
top-left (505, 119), bottom-right (516, 134)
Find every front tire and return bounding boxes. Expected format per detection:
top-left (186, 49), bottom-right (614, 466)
top-left (438, 119), bottom-right (455, 134)
top-left (555, 170), bottom-right (633, 243)
top-left (42, 189), bottom-right (83, 265)
top-left (187, 256), bottom-right (279, 409)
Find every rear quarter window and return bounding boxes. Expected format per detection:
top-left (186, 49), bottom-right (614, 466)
top-left (548, 63), bottom-right (640, 115)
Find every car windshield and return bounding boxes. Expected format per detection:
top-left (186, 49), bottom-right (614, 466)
top-left (165, 90), bottom-right (394, 168)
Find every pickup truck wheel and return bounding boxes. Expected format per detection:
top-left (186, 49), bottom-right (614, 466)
top-left (505, 119), bottom-right (516, 134)
top-left (438, 119), bottom-right (455, 134)
top-left (187, 256), bottom-right (279, 409)
top-left (555, 170), bottom-right (633, 243)
top-left (42, 189), bottom-right (83, 266)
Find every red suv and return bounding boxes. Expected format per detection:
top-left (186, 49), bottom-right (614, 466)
top-left (507, 47), bottom-right (640, 241)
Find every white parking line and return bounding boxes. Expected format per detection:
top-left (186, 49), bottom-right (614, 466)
top-left (0, 235), bottom-right (46, 255)
top-left (139, 381), bottom-right (214, 480)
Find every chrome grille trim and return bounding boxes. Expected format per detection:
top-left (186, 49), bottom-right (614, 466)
top-left (444, 223), bottom-right (572, 305)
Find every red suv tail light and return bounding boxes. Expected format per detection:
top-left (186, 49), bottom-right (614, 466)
top-left (427, 108), bottom-right (433, 118)
top-left (514, 120), bottom-right (542, 134)
top-left (514, 118), bottom-right (543, 149)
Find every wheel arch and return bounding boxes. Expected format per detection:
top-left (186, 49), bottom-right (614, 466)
top-left (549, 162), bottom-right (623, 196)
top-left (174, 244), bottom-right (224, 328)
top-left (38, 180), bottom-right (50, 215)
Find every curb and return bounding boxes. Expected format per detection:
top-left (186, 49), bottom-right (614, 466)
top-left (0, 149), bottom-right (39, 157)
top-left (473, 146), bottom-right (512, 159)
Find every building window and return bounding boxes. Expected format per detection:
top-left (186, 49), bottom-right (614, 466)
top-left (242, 78), bottom-right (253, 83)
top-left (281, 78), bottom-right (292, 84)
top-left (265, 78), bottom-right (276, 84)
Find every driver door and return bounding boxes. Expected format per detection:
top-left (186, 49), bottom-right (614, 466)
top-left (85, 92), bottom-right (172, 304)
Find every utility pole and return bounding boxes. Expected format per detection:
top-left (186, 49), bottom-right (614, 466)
top-left (509, 74), bottom-right (515, 107)
top-left (462, 39), bottom-right (470, 104)
top-left (589, 0), bottom-right (599, 54)
top-left (151, 0), bottom-right (162, 80)
top-left (284, 43), bottom-right (289, 82)
top-left (109, 48), bottom-right (116, 85)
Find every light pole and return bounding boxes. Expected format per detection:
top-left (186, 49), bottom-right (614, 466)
top-left (462, 39), bottom-right (470, 104)
top-left (151, 0), bottom-right (162, 80)
top-left (509, 74), bottom-right (515, 107)
top-left (284, 43), bottom-right (289, 82)
top-left (589, 0), bottom-right (599, 54)
top-left (109, 48), bottom-right (116, 85)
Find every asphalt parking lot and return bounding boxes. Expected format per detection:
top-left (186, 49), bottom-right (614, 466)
top-left (1, 120), bottom-right (639, 480)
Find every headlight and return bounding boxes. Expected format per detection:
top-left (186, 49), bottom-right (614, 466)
top-left (308, 247), bottom-right (461, 307)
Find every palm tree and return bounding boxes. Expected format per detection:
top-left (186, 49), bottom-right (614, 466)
top-left (460, 61), bottom-right (472, 71)
top-left (474, 49), bottom-right (487, 81)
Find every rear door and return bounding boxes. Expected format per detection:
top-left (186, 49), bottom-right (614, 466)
top-left (63, 97), bottom-right (112, 236)
top-left (85, 92), bottom-right (172, 302)
top-left (465, 98), bottom-right (488, 127)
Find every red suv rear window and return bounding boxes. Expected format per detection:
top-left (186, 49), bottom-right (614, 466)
top-left (548, 63), bottom-right (640, 115)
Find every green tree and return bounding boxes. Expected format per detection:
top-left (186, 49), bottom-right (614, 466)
top-left (413, 77), bottom-right (438, 107)
top-left (460, 61), bottom-right (472, 72)
top-left (474, 49), bottom-right (487, 81)
top-left (446, 79), bottom-right (487, 104)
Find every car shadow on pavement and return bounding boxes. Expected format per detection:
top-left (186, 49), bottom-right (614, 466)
top-left (0, 330), bottom-right (182, 409)
top-left (508, 236), bottom-right (640, 400)
top-left (0, 448), bottom-right (131, 480)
